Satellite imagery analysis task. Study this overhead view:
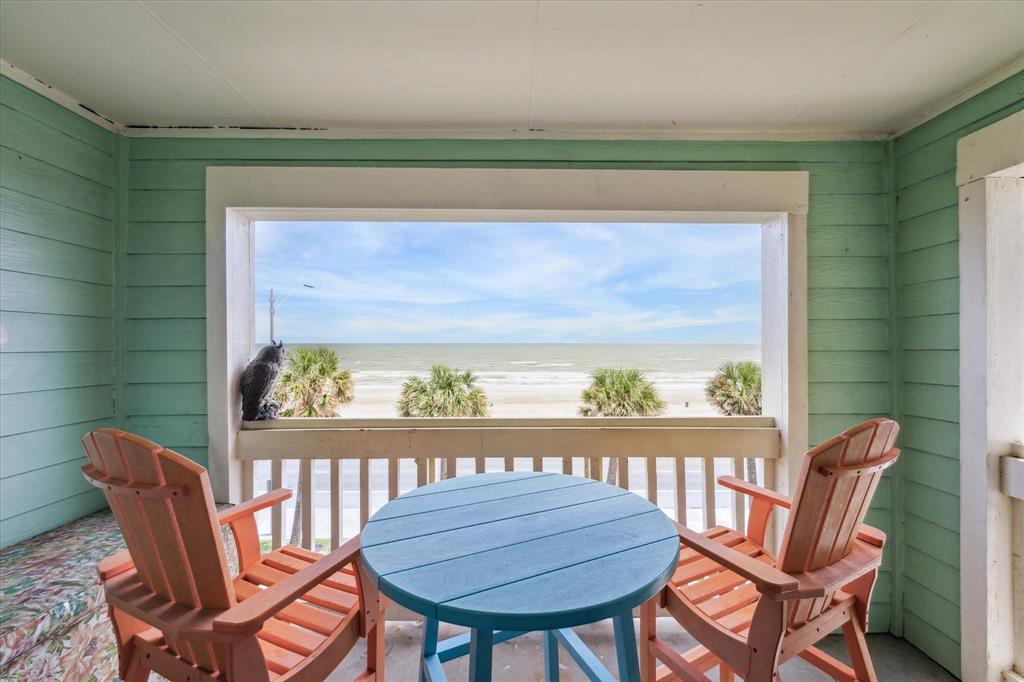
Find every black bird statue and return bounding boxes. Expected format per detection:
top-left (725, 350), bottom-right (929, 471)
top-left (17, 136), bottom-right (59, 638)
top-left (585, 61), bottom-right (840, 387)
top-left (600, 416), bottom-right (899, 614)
top-left (240, 342), bottom-right (285, 421)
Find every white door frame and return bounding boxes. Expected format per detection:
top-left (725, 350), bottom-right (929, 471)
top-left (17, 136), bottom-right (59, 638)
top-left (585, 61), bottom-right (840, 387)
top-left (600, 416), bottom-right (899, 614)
top-left (205, 167), bottom-right (809, 511)
top-left (957, 109), bottom-right (1024, 682)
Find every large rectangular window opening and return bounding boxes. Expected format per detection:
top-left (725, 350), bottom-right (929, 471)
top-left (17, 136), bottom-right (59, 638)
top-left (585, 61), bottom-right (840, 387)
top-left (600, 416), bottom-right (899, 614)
top-left (254, 220), bottom-right (762, 418)
top-left (251, 219), bottom-right (763, 542)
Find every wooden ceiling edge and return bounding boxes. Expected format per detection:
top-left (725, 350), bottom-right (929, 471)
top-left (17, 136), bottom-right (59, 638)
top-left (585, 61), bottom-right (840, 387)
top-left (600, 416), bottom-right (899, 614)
top-left (4, 55), bottom-right (1022, 143)
top-left (1, 59), bottom-right (124, 133)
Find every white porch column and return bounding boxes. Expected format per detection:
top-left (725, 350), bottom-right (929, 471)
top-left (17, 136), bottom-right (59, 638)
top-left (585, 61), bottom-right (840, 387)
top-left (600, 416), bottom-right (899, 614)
top-left (957, 110), bottom-right (1024, 682)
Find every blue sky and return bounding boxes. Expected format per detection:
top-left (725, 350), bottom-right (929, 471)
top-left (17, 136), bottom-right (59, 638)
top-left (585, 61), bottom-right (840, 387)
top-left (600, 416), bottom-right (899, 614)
top-left (255, 221), bottom-right (761, 343)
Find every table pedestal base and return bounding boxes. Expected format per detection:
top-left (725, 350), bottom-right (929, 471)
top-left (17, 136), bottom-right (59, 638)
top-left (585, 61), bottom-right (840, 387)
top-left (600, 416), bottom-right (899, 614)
top-left (419, 611), bottom-right (640, 682)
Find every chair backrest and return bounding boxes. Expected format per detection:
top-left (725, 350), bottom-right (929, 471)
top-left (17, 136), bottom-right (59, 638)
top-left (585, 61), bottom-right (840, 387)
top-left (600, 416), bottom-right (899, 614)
top-left (82, 428), bottom-right (235, 611)
top-left (777, 418), bottom-right (899, 625)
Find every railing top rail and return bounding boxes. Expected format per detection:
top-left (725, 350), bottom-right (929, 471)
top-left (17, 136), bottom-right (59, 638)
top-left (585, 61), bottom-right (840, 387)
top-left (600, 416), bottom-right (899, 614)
top-left (241, 416), bottom-right (777, 430)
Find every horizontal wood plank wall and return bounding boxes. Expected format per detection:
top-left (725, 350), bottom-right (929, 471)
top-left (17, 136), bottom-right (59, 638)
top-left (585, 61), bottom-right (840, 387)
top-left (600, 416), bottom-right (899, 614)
top-left (893, 69), bottom-right (1024, 677)
top-left (0, 77), bottom-right (116, 546)
top-left (124, 134), bottom-right (895, 630)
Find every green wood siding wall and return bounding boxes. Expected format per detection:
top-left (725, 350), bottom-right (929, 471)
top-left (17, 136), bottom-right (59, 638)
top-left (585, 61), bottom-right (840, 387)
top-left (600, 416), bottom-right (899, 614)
top-left (891, 70), bottom-right (1024, 676)
top-left (123, 136), bottom-right (895, 629)
top-left (0, 78), bottom-right (117, 545)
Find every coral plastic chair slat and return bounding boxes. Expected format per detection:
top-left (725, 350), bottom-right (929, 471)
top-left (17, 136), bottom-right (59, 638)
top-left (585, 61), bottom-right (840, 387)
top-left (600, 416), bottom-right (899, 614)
top-left (641, 418), bottom-right (899, 682)
top-left (83, 428), bottom-right (382, 682)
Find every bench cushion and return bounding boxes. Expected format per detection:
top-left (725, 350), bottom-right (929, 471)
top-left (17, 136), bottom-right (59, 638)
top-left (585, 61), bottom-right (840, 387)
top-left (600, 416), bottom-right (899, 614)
top-left (0, 510), bottom-right (125, 672)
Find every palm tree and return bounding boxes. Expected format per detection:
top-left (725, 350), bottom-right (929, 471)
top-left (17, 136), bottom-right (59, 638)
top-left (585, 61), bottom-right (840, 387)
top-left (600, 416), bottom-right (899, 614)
top-left (578, 368), bottom-right (665, 485)
top-left (705, 360), bottom-right (762, 484)
top-left (397, 365), bottom-right (490, 418)
top-left (274, 346), bottom-right (355, 546)
top-left (398, 365), bottom-right (489, 479)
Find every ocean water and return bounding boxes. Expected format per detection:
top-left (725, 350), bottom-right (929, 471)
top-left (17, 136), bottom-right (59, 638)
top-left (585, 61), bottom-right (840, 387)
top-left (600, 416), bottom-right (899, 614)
top-left (286, 342), bottom-right (761, 417)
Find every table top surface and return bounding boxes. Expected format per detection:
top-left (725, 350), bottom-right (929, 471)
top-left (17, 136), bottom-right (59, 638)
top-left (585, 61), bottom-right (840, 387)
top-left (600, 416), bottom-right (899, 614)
top-left (360, 471), bottom-right (679, 630)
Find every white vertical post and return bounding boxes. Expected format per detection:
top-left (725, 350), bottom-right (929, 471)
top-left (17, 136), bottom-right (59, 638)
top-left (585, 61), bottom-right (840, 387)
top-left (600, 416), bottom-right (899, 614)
top-left (761, 213), bottom-right (809, 501)
top-left (959, 172), bottom-right (1023, 681)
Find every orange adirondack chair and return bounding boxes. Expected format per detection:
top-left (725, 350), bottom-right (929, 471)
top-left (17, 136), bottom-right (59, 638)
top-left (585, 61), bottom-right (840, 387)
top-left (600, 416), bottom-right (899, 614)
top-left (81, 428), bottom-right (384, 682)
top-left (640, 418), bottom-right (900, 682)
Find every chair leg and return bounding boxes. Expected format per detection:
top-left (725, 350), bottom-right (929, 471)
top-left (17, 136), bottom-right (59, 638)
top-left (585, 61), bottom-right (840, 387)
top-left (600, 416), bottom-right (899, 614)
top-left (842, 618), bottom-right (878, 682)
top-left (123, 650), bottom-right (151, 682)
top-left (720, 664), bottom-right (735, 682)
top-left (365, 618), bottom-right (385, 681)
top-left (639, 599), bottom-right (657, 682)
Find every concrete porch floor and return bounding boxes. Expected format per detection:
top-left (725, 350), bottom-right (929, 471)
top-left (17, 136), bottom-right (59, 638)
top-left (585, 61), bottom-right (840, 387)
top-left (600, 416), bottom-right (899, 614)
top-left (328, 618), bottom-right (956, 681)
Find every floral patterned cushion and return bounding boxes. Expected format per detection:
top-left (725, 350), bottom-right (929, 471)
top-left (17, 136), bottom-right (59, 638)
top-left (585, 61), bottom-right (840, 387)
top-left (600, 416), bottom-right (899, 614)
top-left (1, 506), bottom-right (239, 680)
top-left (0, 510), bottom-right (124, 673)
top-left (0, 608), bottom-right (120, 682)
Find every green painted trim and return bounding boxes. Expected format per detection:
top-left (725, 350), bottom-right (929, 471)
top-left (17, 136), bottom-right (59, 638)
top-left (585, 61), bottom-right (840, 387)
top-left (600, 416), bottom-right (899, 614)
top-left (885, 139), bottom-right (905, 637)
top-left (114, 135), bottom-right (129, 430)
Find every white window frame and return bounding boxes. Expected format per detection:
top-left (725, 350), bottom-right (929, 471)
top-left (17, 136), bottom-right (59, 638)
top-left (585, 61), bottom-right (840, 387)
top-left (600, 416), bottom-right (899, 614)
top-left (957, 109), bottom-right (1024, 682)
top-left (205, 167), bottom-right (809, 507)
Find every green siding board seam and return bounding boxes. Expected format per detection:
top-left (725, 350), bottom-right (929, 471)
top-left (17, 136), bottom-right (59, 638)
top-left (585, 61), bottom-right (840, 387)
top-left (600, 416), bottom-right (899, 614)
top-left (0, 78), bottom-right (114, 154)
top-left (0, 187), bottom-right (114, 251)
top-left (0, 489), bottom-right (107, 550)
top-left (885, 139), bottom-right (905, 638)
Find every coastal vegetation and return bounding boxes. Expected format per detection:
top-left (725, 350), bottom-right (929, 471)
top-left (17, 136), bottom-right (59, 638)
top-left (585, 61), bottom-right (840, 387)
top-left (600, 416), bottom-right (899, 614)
top-left (397, 364), bottom-right (491, 418)
top-left (398, 364), bottom-right (490, 479)
top-left (704, 360), bottom-right (762, 417)
top-left (274, 345), bottom-right (355, 545)
top-left (705, 360), bottom-right (762, 483)
top-left (578, 368), bottom-right (665, 485)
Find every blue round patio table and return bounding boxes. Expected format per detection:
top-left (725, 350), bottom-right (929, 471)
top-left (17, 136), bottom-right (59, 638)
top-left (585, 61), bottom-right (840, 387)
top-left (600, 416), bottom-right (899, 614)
top-left (360, 471), bottom-right (679, 682)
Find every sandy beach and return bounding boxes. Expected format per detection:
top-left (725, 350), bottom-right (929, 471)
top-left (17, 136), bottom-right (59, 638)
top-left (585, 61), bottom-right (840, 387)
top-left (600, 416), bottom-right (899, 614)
top-left (307, 342), bottom-right (760, 418)
top-left (343, 375), bottom-right (718, 417)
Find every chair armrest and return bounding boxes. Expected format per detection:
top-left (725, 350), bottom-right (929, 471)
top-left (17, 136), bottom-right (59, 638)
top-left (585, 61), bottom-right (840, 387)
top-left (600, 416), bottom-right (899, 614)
top-left (717, 475), bottom-right (792, 509)
top-left (674, 521), bottom-right (797, 596)
top-left (218, 488), bottom-right (292, 526)
top-left (98, 549), bottom-right (134, 581)
top-left (213, 535), bottom-right (362, 634)
top-left (782, 540), bottom-right (883, 600)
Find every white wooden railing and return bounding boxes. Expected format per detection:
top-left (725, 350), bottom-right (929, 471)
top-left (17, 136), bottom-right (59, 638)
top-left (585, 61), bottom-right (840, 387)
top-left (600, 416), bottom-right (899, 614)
top-left (237, 416), bottom-right (779, 552)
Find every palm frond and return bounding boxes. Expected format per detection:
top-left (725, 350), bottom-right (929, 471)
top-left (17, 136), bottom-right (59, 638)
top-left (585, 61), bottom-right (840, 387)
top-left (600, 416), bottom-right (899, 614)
top-left (397, 364), bottom-right (490, 417)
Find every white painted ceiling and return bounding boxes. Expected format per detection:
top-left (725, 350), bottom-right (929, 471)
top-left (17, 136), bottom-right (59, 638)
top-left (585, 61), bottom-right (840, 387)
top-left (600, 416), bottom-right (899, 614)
top-left (1, 0), bottom-right (1022, 135)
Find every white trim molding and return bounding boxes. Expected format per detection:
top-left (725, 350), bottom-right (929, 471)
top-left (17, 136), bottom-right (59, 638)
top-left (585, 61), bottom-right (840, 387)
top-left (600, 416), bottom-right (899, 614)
top-left (206, 167), bottom-right (809, 508)
top-left (958, 110), bottom-right (1024, 682)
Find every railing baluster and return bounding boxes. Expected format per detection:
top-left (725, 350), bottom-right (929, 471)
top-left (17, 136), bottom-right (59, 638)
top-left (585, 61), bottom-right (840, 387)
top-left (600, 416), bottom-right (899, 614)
top-left (703, 457), bottom-right (716, 530)
top-left (589, 456), bottom-right (602, 481)
top-left (475, 456), bottom-right (485, 474)
top-left (763, 457), bottom-right (777, 549)
top-left (359, 458), bottom-right (370, 529)
top-left (241, 460), bottom-right (254, 502)
top-left (733, 458), bottom-right (745, 535)
top-left (388, 458), bottom-right (399, 500)
top-left (504, 456), bottom-right (514, 472)
top-left (674, 457), bottom-right (687, 526)
top-left (300, 459), bottom-right (313, 550)
top-left (271, 460), bottom-right (283, 549)
top-left (646, 457), bottom-right (657, 504)
top-left (445, 456), bottom-right (457, 480)
top-left (330, 459), bottom-right (341, 549)
top-left (417, 457), bottom-right (428, 487)
top-left (533, 456), bottom-right (543, 472)
top-left (562, 456), bottom-right (572, 475)
top-left (618, 457), bottom-right (629, 490)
